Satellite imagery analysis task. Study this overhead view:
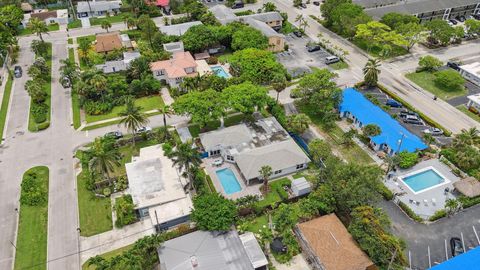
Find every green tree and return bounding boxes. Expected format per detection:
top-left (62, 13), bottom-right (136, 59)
top-left (101, 20), bottom-right (112, 32)
top-left (418, 55), bottom-right (443, 72)
top-left (465, 19), bottom-right (480, 35)
top-left (30, 39), bottom-right (49, 57)
top-left (308, 139), bottom-right (332, 165)
top-left (182, 24), bottom-right (218, 52)
top-left (231, 26), bottom-right (268, 51)
top-left (173, 89), bottom-right (225, 128)
top-left (363, 58), bottom-right (381, 87)
top-left (25, 80), bottom-right (46, 103)
top-left (426, 19), bottom-right (455, 45)
top-left (355, 21), bottom-right (406, 53)
top-left (342, 128), bottom-right (357, 147)
top-left (190, 193), bottom-right (237, 231)
top-left (85, 136), bottom-right (121, 180)
top-left (295, 14), bottom-right (309, 33)
top-left (170, 141), bottom-right (201, 190)
top-left (263, 2), bottom-right (277, 12)
top-left (362, 124), bottom-right (381, 137)
top-left (349, 206), bottom-right (407, 269)
top-left (396, 22), bottom-right (425, 51)
top-left (321, 0), bottom-right (352, 26)
top-left (59, 58), bottom-right (80, 85)
top-left (115, 195), bottom-right (137, 227)
top-left (380, 12), bottom-right (419, 29)
top-left (118, 100), bottom-right (150, 145)
top-left (453, 127), bottom-right (480, 148)
top-left (222, 82), bottom-right (269, 116)
top-left (126, 56), bottom-right (152, 81)
top-left (434, 69), bottom-right (465, 90)
top-left (445, 198), bottom-right (461, 217)
top-left (330, 3), bottom-right (371, 37)
top-left (0, 4), bottom-right (23, 32)
top-left (397, 151), bottom-right (418, 169)
top-left (137, 15), bottom-right (158, 49)
top-left (286, 113), bottom-right (310, 134)
top-left (27, 17), bottom-right (48, 42)
top-left (273, 203), bottom-right (299, 232)
top-left (0, 23), bottom-right (16, 62)
top-left (229, 48), bottom-right (286, 85)
top-left (259, 165), bottom-right (273, 194)
top-left (78, 38), bottom-right (93, 66)
top-left (293, 0), bottom-right (302, 7)
top-left (158, 105), bottom-right (173, 139)
top-left (272, 74), bottom-right (287, 103)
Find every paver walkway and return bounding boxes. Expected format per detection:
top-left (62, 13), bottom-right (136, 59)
top-left (161, 87), bottom-right (174, 106)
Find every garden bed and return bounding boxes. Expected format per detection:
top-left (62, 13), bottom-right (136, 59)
top-left (0, 74), bottom-right (13, 141)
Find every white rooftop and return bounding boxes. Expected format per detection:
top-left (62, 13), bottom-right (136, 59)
top-left (160, 21), bottom-right (203, 36)
top-left (126, 144), bottom-right (188, 209)
top-left (467, 93), bottom-right (480, 105)
top-left (460, 62), bottom-right (480, 76)
top-left (238, 232), bottom-right (269, 269)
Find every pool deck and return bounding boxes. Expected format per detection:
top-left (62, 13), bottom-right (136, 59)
top-left (385, 159), bottom-right (461, 219)
top-left (203, 157), bottom-right (262, 200)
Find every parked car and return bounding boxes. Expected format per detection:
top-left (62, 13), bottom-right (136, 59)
top-left (449, 19), bottom-right (458, 25)
top-left (447, 61), bottom-right (460, 71)
top-left (473, 14), bottom-right (480, 20)
top-left (307, 45), bottom-right (321, 52)
top-left (399, 110), bottom-right (418, 118)
top-left (231, 1), bottom-right (244, 8)
top-left (300, 3), bottom-right (307, 8)
top-left (403, 118), bottom-right (423, 125)
top-left (325, 56), bottom-right (340, 64)
top-left (105, 131), bottom-right (123, 139)
top-left (313, 1), bottom-right (320, 5)
top-left (450, 237), bottom-right (464, 257)
top-left (61, 77), bottom-right (71, 88)
top-left (456, 15), bottom-right (466, 22)
top-left (386, 99), bottom-right (402, 108)
top-left (135, 126), bottom-right (152, 133)
top-left (14, 66), bottom-right (22, 78)
top-left (422, 127), bottom-right (443, 136)
top-left (293, 31), bottom-right (302, 37)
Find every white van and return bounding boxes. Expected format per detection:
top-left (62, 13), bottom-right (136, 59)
top-left (325, 56), bottom-right (340, 64)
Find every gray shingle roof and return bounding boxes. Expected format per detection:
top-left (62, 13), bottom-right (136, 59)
top-left (160, 21), bottom-right (203, 36)
top-left (77, 1), bottom-right (121, 13)
top-left (209, 5), bottom-right (237, 24)
top-left (364, 0), bottom-right (480, 19)
top-left (199, 124), bottom-right (252, 150)
top-left (158, 230), bottom-right (255, 270)
top-left (242, 12), bottom-right (283, 23)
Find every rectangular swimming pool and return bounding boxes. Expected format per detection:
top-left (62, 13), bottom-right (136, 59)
top-left (401, 168), bottom-right (446, 193)
top-left (216, 168), bottom-right (242, 195)
top-left (211, 66), bottom-right (230, 78)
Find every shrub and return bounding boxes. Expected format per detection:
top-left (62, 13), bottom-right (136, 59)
top-left (31, 103), bottom-right (48, 123)
top-left (398, 151), bottom-right (418, 169)
top-left (429, 209), bottom-right (447, 221)
top-left (434, 69), bottom-right (465, 90)
top-left (162, 142), bottom-right (173, 156)
top-left (103, 188), bottom-right (112, 197)
top-left (379, 184), bottom-right (394, 201)
top-left (114, 195), bottom-right (137, 228)
top-left (398, 201), bottom-right (423, 222)
top-left (458, 195), bottom-right (480, 209)
top-left (20, 172), bottom-right (48, 206)
top-left (206, 56), bottom-right (218, 65)
top-left (418, 55), bottom-right (443, 72)
top-left (36, 122), bottom-right (50, 130)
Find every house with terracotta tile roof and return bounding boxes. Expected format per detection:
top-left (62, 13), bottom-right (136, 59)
top-left (94, 32), bottom-right (134, 54)
top-left (150, 51), bottom-right (198, 88)
top-left (294, 214), bottom-right (377, 270)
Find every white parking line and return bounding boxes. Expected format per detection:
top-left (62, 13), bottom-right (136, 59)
top-left (461, 232), bottom-right (466, 251)
top-left (408, 250), bottom-right (412, 269)
top-left (428, 246), bottom-right (432, 269)
top-left (473, 226), bottom-right (480, 245)
top-left (445, 239), bottom-right (449, 261)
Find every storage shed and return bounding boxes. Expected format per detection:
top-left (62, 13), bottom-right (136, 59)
top-left (291, 177), bottom-right (311, 197)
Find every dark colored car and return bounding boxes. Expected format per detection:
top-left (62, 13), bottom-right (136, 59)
top-left (300, 3), bottom-right (307, 8)
top-left (307, 45), bottom-right (321, 52)
top-left (14, 66), bottom-right (22, 78)
top-left (231, 1), bottom-right (244, 8)
top-left (447, 61), bottom-right (460, 71)
top-left (450, 237), bottom-right (464, 257)
top-left (61, 76), bottom-right (71, 88)
top-left (386, 99), bottom-right (402, 108)
top-left (456, 15), bottom-right (466, 22)
top-left (474, 14), bottom-right (480, 20)
top-left (105, 131), bottom-right (123, 139)
top-left (449, 19), bottom-right (458, 25)
top-left (293, 31), bottom-right (302, 37)
top-left (313, 1), bottom-right (320, 5)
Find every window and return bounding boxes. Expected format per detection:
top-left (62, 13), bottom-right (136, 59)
top-left (227, 155), bottom-right (234, 161)
top-left (156, 70), bottom-right (165, 76)
top-left (274, 170), bottom-right (282, 175)
top-left (210, 150), bottom-right (220, 156)
top-left (296, 164), bottom-right (304, 170)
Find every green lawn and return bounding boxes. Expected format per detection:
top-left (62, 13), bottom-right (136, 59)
top-left (18, 23), bottom-right (59, 36)
top-left (68, 48), bottom-right (82, 129)
top-left (298, 103), bottom-right (374, 165)
top-left (406, 71), bottom-right (468, 100)
top-left (329, 60), bottom-right (348, 70)
top-left (90, 13), bottom-right (132, 26)
top-left (353, 38), bottom-right (408, 59)
top-left (68, 19), bottom-right (82, 29)
top-left (82, 244), bottom-right (134, 270)
top-left (68, 38), bottom-right (73, 44)
top-left (77, 171), bottom-right (113, 237)
top-left (85, 95), bottom-right (164, 123)
top-left (0, 74), bottom-right (13, 141)
top-left (457, 105), bottom-right (480, 123)
top-left (243, 215), bottom-right (269, 234)
top-left (28, 43), bottom-right (52, 132)
top-left (256, 178), bottom-right (291, 208)
top-left (81, 111), bottom-right (161, 131)
top-left (14, 166), bottom-right (49, 270)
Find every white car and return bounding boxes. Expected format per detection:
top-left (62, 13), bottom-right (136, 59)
top-left (135, 126), bottom-right (152, 133)
top-left (422, 127), bottom-right (443, 136)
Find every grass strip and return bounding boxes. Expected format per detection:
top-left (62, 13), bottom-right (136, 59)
top-left (457, 105), bottom-right (480, 123)
top-left (0, 74), bottom-right (13, 141)
top-left (68, 48), bottom-right (81, 129)
top-left (82, 111), bottom-right (161, 131)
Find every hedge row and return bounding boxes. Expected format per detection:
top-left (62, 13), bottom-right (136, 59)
top-left (398, 201), bottom-right (423, 223)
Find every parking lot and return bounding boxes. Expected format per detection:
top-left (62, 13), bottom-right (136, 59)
top-left (276, 34), bottom-right (334, 77)
top-left (381, 201), bottom-right (480, 270)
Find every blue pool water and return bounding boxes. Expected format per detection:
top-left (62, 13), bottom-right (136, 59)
top-left (216, 168), bottom-right (242, 194)
top-left (211, 66), bottom-right (230, 78)
top-left (402, 169), bottom-right (444, 193)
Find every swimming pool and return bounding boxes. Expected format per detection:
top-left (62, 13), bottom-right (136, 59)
top-left (216, 168), bottom-right (242, 195)
top-left (211, 66), bottom-right (230, 78)
top-left (401, 167), bottom-right (447, 194)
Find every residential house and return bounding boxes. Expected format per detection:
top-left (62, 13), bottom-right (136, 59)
top-left (209, 5), bottom-right (285, 52)
top-left (467, 93), bottom-right (480, 114)
top-left (21, 9), bottom-right (69, 28)
top-left (294, 214), bottom-right (377, 270)
top-left (199, 117), bottom-right (310, 185)
top-left (339, 88), bottom-right (427, 155)
top-left (459, 62), bottom-right (480, 87)
top-left (157, 230), bottom-right (268, 270)
top-left (95, 51), bottom-right (141, 73)
top-left (150, 51), bottom-right (198, 88)
top-left (76, 0), bottom-right (121, 18)
top-left (160, 21), bottom-right (203, 36)
top-left (125, 144), bottom-right (193, 231)
top-left (95, 32), bottom-right (133, 54)
top-left (362, 0), bottom-right (480, 23)
top-left (353, 0), bottom-right (402, 9)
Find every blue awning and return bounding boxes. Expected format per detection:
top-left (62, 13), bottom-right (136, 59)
top-left (339, 88), bottom-right (427, 153)
top-left (430, 246), bottom-right (480, 270)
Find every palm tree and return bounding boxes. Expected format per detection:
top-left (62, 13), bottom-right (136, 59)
top-left (363, 58), bottom-right (381, 87)
top-left (453, 127), bottom-right (479, 147)
top-left (170, 141), bottom-right (201, 190)
top-left (90, 74), bottom-right (108, 101)
top-left (118, 100), bottom-right (149, 145)
top-left (259, 165), bottom-right (273, 195)
top-left (101, 20), bottom-right (112, 32)
top-left (77, 38), bottom-right (92, 66)
top-left (272, 75), bottom-right (287, 103)
top-left (59, 58), bottom-right (80, 85)
top-left (158, 105), bottom-right (173, 139)
top-left (86, 137), bottom-right (122, 181)
top-left (27, 18), bottom-right (48, 42)
top-left (263, 2), bottom-right (277, 12)
top-left (295, 15), bottom-right (309, 33)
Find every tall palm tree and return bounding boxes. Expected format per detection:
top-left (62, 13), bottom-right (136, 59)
top-left (89, 74), bottom-right (107, 100)
top-left (259, 165), bottom-right (272, 195)
top-left (453, 127), bottom-right (479, 147)
top-left (170, 141), bottom-right (201, 190)
top-left (272, 75), bottom-right (287, 103)
top-left (158, 105), bottom-right (173, 139)
top-left (77, 38), bottom-right (92, 66)
top-left (86, 137), bottom-right (122, 181)
top-left (101, 20), bottom-right (112, 32)
top-left (59, 58), bottom-right (80, 85)
top-left (363, 58), bottom-right (381, 87)
top-left (295, 15), bottom-right (309, 33)
top-left (27, 18), bottom-right (48, 42)
top-left (118, 100), bottom-right (149, 145)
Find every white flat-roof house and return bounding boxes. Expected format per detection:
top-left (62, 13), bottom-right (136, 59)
top-left (125, 144), bottom-right (193, 231)
top-left (459, 62), bottom-right (480, 87)
top-left (199, 117), bottom-right (310, 185)
top-left (467, 94), bottom-right (480, 114)
top-left (76, 0), bottom-right (121, 18)
top-left (21, 9), bottom-right (69, 28)
top-left (95, 51), bottom-right (141, 73)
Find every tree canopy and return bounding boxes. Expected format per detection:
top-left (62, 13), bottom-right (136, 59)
top-left (190, 193), bottom-right (237, 231)
top-left (0, 4), bottom-right (23, 32)
top-left (418, 55), bottom-right (443, 72)
top-left (229, 48), bottom-right (286, 85)
top-left (173, 89), bottom-right (225, 128)
top-left (182, 24), bottom-right (218, 52)
top-left (426, 19), bottom-right (455, 45)
top-left (231, 26), bottom-right (268, 51)
top-left (380, 12), bottom-right (419, 29)
top-left (434, 69), bottom-right (465, 90)
top-left (222, 82), bottom-right (269, 115)
top-left (330, 3), bottom-right (371, 37)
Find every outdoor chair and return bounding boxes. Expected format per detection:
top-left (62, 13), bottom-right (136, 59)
top-left (423, 199), bottom-right (428, 206)
top-left (432, 198), bottom-right (436, 205)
